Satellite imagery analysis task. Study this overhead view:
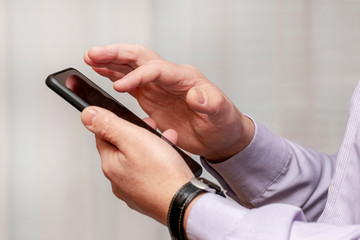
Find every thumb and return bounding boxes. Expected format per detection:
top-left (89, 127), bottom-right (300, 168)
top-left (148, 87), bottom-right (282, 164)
top-left (186, 85), bottom-right (234, 119)
top-left (81, 106), bottom-right (131, 148)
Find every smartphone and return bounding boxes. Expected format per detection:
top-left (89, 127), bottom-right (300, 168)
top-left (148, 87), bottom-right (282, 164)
top-left (46, 68), bottom-right (202, 177)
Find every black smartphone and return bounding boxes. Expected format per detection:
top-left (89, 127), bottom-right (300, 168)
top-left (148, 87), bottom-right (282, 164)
top-left (46, 68), bottom-right (202, 177)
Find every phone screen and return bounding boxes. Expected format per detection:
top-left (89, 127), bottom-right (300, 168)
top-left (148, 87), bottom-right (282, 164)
top-left (46, 68), bottom-right (202, 177)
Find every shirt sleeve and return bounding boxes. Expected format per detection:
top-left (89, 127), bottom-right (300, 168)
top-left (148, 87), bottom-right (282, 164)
top-left (201, 118), bottom-right (336, 221)
top-left (186, 193), bottom-right (360, 240)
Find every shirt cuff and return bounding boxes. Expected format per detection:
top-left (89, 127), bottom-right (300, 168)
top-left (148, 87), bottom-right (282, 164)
top-left (186, 193), bottom-right (249, 239)
top-left (201, 119), bottom-right (291, 206)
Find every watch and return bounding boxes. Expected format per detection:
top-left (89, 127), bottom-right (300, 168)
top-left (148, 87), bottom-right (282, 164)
top-left (167, 177), bottom-right (225, 240)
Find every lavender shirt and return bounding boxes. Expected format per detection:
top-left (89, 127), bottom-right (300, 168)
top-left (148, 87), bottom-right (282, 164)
top-left (186, 82), bottom-right (360, 239)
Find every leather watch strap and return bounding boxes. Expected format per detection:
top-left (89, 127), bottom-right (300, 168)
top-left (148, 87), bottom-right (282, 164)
top-left (167, 182), bottom-right (206, 240)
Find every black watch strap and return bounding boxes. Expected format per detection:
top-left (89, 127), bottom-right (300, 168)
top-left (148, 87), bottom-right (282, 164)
top-left (167, 178), bottom-right (224, 240)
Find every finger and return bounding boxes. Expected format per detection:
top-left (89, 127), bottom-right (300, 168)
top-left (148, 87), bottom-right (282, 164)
top-left (113, 60), bottom-right (200, 93)
top-left (186, 84), bottom-right (241, 134)
top-left (94, 136), bottom-right (124, 181)
top-left (162, 129), bottom-right (178, 145)
top-left (91, 67), bottom-right (127, 81)
top-left (142, 117), bottom-right (157, 129)
top-left (186, 84), bottom-right (237, 121)
top-left (84, 44), bottom-right (161, 69)
top-left (81, 106), bottom-right (139, 150)
top-left (95, 135), bottom-right (118, 156)
top-left (161, 130), bottom-right (190, 157)
top-left (85, 52), bottom-right (134, 75)
top-left (111, 182), bottom-right (123, 200)
top-left (92, 64), bottom-right (134, 75)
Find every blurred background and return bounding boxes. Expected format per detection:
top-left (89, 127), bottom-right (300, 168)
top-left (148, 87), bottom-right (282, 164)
top-left (1, 0), bottom-right (360, 239)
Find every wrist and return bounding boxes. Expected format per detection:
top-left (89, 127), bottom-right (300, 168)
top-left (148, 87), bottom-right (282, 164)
top-left (167, 178), bottom-right (225, 240)
top-left (205, 114), bottom-right (255, 162)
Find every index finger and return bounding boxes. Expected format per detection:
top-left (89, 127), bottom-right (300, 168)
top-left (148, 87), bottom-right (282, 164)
top-left (84, 44), bottom-right (162, 69)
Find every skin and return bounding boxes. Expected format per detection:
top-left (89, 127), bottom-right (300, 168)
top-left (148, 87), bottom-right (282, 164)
top-left (81, 44), bottom-right (255, 231)
top-left (81, 106), bottom-right (194, 225)
top-left (83, 44), bottom-right (254, 161)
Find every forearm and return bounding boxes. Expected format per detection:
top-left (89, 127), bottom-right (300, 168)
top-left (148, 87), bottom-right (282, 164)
top-left (202, 119), bottom-right (336, 221)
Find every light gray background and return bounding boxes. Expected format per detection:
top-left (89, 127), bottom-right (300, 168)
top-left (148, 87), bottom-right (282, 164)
top-left (1, 0), bottom-right (360, 239)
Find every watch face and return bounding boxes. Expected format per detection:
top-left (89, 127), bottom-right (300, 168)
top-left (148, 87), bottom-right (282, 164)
top-left (190, 178), bottom-right (209, 190)
top-left (190, 177), bottom-right (225, 196)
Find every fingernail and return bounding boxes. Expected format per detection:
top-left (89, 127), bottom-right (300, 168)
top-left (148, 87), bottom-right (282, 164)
top-left (113, 79), bottom-right (129, 92)
top-left (195, 87), bottom-right (206, 104)
top-left (82, 108), bottom-right (98, 126)
top-left (90, 46), bottom-right (100, 52)
top-left (113, 80), bottom-right (122, 88)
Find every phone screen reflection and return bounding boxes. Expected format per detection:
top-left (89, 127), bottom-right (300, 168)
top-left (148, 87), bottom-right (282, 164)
top-left (65, 75), bottom-right (143, 126)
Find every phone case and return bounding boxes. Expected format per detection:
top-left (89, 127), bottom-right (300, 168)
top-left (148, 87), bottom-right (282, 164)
top-left (46, 68), bottom-right (203, 177)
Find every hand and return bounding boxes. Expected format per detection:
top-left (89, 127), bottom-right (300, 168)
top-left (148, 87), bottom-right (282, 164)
top-left (81, 106), bottom-right (194, 225)
top-left (84, 44), bottom-right (254, 161)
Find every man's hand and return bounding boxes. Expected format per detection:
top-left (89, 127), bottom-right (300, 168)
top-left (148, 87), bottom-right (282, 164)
top-left (81, 106), bottom-right (194, 225)
top-left (84, 44), bottom-right (254, 161)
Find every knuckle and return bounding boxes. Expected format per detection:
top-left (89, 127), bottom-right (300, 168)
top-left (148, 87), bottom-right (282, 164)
top-left (102, 162), bottom-right (118, 183)
top-left (182, 64), bottom-right (196, 71)
top-left (126, 202), bottom-right (137, 211)
top-left (209, 91), bottom-right (226, 115)
top-left (144, 59), bottom-right (163, 79)
top-left (135, 44), bottom-right (148, 53)
top-left (96, 115), bottom-right (114, 140)
top-left (100, 152), bottom-right (122, 180)
top-left (101, 155), bottom-right (113, 175)
top-left (182, 64), bottom-right (201, 74)
top-left (111, 185), bottom-right (124, 200)
top-left (147, 59), bottom-right (165, 68)
top-left (181, 64), bottom-right (205, 81)
top-left (101, 161), bottom-right (112, 179)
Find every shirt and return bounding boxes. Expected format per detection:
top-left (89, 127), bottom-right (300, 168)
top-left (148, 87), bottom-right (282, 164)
top-left (186, 81), bottom-right (360, 239)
